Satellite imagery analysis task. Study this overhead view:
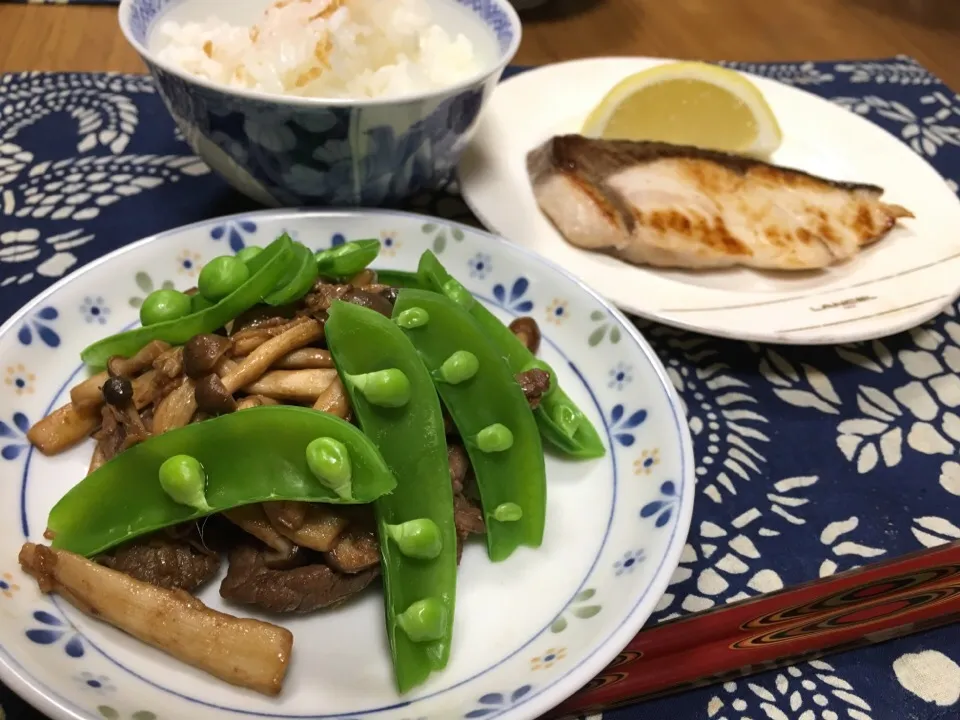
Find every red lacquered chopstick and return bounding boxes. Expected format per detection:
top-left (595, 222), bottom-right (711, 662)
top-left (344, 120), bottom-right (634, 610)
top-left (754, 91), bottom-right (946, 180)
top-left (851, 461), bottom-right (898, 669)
top-left (547, 540), bottom-right (960, 718)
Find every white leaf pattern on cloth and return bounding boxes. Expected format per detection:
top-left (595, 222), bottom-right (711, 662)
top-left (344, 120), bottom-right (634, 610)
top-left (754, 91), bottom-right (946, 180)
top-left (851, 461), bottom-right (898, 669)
top-left (760, 349), bottom-right (842, 415)
top-left (939, 461), bottom-right (960, 496)
top-left (911, 516), bottom-right (960, 548)
top-left (832, 91), bottom-right (960, 156)
top-left (767, 323), bottom-right (960, 488)
top-left (718, 60), bottom-right (835, 86)
top-left (833, 56), bottom-right (936, 85)
top-left (0, 73), bottom-right (209, 295)
top-left (6, 154), bottom-right (209, 222)
top-left (707, 661), bottom-right (873, 720)
top-left (0, 228), bottom-right (92, 286)
top-left (818, 516), bottom-right (886, 577)
top-left (644, 325), bottom-right (770, 500)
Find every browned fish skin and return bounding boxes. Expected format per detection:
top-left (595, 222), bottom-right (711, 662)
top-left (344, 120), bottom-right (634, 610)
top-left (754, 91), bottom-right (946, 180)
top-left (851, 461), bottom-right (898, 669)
top-left (527, 135), bottom-right (913, 271)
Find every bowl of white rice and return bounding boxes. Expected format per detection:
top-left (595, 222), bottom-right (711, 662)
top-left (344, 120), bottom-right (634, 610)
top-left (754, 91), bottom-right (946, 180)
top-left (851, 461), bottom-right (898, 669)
top-left (118, 0), bottom-right (521, 207)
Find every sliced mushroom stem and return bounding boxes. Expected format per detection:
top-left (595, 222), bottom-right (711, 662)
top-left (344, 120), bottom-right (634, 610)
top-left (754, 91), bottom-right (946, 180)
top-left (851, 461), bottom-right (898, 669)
top-left (28, 402), bottom-right (103, 456)
top-left (153, 378), bottom-right (197, 434)
top-left (131, 370), bottom-right (160, 407)
top-left (70, 371), bottom-right (109, 412)
top-left (324, 523), bottom-right (380, 573)
top-left (236, 395), bottom-right (280, 411)
top-left (312, 376), bottom-right (350, 418)
top-left (106, 340), bottom-right (172, 378)
top-left (29, 370), bottom-right (158, 456)
top-left (242, 369), bottom-right (337, 404)
top-left (123, 405), bottom-right (150, 440)
top-left (269, 504), bottom-right (350, 552)
top-left (223, 505), bottom-right (296, 555)
top-left (262, 501), bottom-right (309, 533)
top-left (216, 356), bottom-right (238, 377)
top-left (222, 319), bottom-right (322, 394)
top-left (18, 543), bottom-right (292, 696)
top-left (229, 331), bottom-right (272, 357)
top-left (230, 318), bottom-right (301, 356)
top-left (348, 269), bottom-right (377, 286)
top-left (273, 348), bottom-right (334, 370)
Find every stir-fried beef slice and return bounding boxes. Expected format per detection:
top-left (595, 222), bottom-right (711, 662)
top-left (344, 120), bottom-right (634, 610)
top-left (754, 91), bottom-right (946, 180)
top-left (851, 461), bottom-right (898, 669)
top-left (231, 306), bottom-right (296, 334)
top-left (447, 443), bottom-right (485, 543)
top-left (304, 283), bottom-right (353, 317)
top-left (448, 444), bottom-right (469, 494)
top-left (451, 446), bottom-right (485, 565)
top-left (515, 368), bottom-right (551, 409)
top-left (97, 530), bottom-right (220, 592)
top-left (454, 494), bottom-right (485, 537)
top-left (220, 545), bottom-right (378, 613)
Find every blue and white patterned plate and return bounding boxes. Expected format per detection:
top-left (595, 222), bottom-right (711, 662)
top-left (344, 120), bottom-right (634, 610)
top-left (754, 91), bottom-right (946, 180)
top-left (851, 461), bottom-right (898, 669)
top-left (0, 209), bottom-right (693, 720)
top-left (460, 57), bottom-right (960, 346)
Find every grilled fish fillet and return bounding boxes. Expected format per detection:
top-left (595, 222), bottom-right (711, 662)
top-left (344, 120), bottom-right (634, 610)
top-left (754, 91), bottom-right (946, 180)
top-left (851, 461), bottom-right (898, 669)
top-left (527, 135), bottom-right (913, 271)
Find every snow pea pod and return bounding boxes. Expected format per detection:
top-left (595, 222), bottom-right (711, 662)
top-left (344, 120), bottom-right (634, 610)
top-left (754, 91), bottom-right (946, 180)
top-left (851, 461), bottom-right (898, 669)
top-left (263, 240), bottom-right (319, 306)
top-left (80, 234), bottom-right (296, 368)
top-left (315, 239), bottom-right (380, 278)
top-left (47, 406), bottom-right (397, 557)
top-left (325, 299), bottom-right (456, 694)
top-left (417, 251), bottom-right (606, 459)
top-left (376, 269), bottom-right (425, 289)
top-left (394, 289), bottom-right (546, 561)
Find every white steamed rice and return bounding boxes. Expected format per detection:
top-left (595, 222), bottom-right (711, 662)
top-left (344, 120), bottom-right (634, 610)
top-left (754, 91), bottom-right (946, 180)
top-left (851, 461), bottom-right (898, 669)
top-left (154, 0), bottom-right (481, 99)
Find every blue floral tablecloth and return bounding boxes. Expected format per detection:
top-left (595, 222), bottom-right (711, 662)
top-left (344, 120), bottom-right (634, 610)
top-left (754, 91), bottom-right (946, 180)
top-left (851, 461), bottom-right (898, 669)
top-left (2, 58), bottom-right (960, 719)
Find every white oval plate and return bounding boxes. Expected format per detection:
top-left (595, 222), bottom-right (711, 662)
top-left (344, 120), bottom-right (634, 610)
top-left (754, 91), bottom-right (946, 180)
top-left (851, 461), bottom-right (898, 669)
top-left (0, 209), bottom-right (693, 720)
top-left (458, 57), bottom-right (960, 345)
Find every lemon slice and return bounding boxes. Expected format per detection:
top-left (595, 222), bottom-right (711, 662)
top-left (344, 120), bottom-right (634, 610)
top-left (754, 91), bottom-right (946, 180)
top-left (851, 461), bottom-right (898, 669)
top-left (582, 61), bottom-right (782, 156)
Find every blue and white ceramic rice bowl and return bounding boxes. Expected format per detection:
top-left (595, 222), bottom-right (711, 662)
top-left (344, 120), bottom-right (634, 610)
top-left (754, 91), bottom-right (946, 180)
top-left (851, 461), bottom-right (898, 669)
top-left (118, 0), bottom-right (521, 207)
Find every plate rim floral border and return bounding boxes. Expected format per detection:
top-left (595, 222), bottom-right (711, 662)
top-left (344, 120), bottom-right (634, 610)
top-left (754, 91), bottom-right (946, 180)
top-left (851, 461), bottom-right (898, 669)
top-left (0, 207), bottom-right (695, 720)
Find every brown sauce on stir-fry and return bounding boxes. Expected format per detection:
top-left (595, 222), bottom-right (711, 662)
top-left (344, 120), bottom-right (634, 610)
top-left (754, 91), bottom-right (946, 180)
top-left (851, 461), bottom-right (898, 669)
top-left (20, 272), bottom-right (551, 694)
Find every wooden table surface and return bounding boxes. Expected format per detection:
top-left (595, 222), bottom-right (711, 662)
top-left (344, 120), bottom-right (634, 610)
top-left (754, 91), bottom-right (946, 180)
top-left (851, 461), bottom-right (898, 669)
top-left (0, 0), bottom-right (959, 86)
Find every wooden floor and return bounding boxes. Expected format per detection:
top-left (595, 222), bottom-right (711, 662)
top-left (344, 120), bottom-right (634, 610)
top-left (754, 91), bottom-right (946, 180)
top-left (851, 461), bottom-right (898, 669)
top-left (1, 0), bottom-right (959, 86)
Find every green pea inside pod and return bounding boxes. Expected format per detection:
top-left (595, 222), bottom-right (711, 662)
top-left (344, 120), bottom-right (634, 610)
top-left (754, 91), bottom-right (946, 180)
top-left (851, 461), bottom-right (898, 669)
top-left (474, 423), bottom-right (514, 453)
top-left (235, 245), bottom-right (264, 265)
top-left (315, 239), bottom-right (381, 278)
top-left (305, 437), bottom-right (353, 500)
top-left (396, 597), bottom-right (448, 643)
top-left (344, 368), bottom-right (411, 408)
top-left (140, 289), bottom-right (192, 327)
top-left (190, 292), bottom-right (215, 314)
top-left (493, 502), bottom-right (523, 522)
top-left (395, 307), bottom-right (429, 329)
top-left (441, 278), bottom-right (474, 310)
top-left (385, 519), bottom-right (443, 560)
top-left (198, 255), bottom-right (251, 303)
top-left (263, 241), bottom-right (319, 306)
top-left (158, 454), bottom-right (212, 513)
top-left (433, 350), bottom-right (479, 385)
top-left (552, 403), bottom-right (581, 441)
